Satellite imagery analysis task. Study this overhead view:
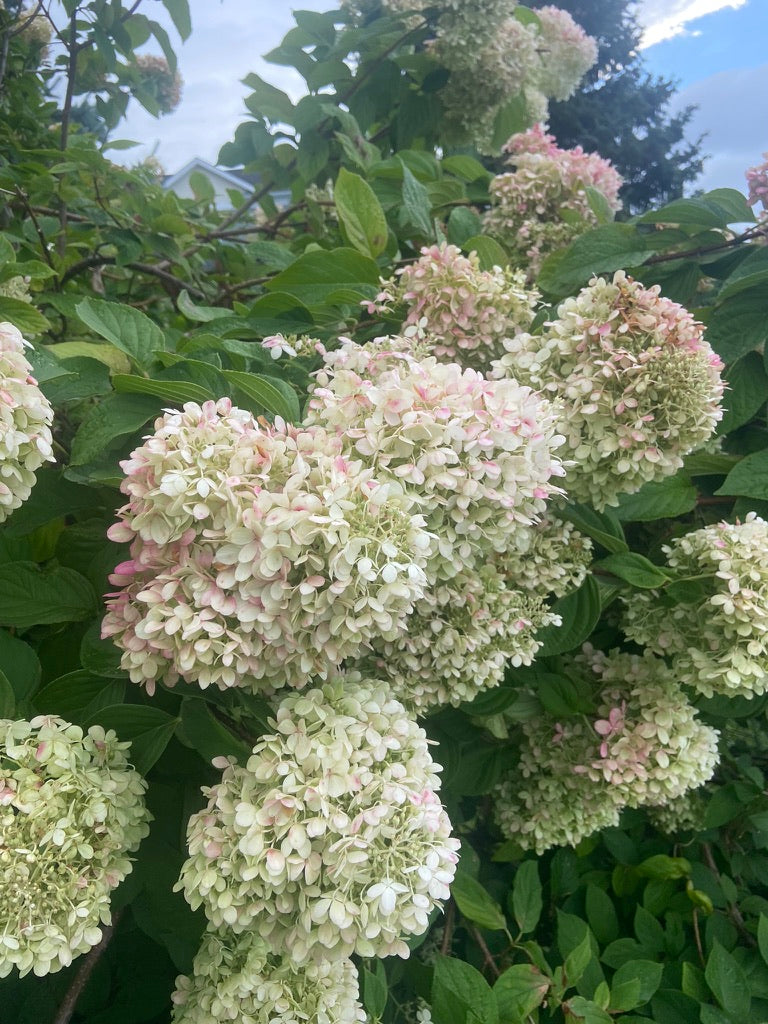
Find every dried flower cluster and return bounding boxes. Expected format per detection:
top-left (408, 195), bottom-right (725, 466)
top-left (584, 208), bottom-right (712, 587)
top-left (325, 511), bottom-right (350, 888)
top-left (177, 680), bottom-right (459, 962)
top-left (368, 243), bottom-right (539, 370)
top-left (495, 647), bottom-right (719, 853)
top-left (0, 717), bottom-right (149, 978)
top-left (483, 125), bottom-right (623, 278)
top-left (0, 322), bottom-right (54, 524)
top-left (622, 514), bottom-right (768, 698)
top-left (102, 400), bottom-right (431, 694)
top-left (492, 271), bottom-right (724, 508)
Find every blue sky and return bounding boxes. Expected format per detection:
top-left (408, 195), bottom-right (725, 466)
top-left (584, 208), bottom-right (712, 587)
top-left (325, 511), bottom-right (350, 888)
top-left (108, 0), bottom-right (765, 198)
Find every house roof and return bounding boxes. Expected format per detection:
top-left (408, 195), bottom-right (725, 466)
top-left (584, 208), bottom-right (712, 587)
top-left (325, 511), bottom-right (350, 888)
top-left (162, 158), bottom-right (254, 193)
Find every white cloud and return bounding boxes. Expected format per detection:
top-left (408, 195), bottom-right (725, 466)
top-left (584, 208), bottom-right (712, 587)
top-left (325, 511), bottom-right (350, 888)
top-left (637, 0), bottom-right (748, 48)
top-left (671, 62), bottom-right (768, 192)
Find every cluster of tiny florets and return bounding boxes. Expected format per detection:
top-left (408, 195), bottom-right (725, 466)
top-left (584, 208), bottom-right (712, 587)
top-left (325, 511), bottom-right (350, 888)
top-left (171, 929), bottom-right (365, 1024)
top-left (494, 646), bottom-right (718, 853)
top-left (177, 680), bottom-right (459, 962)
top-left (746, 153), bottom-right (768, 211)
top-left (0, 322), bottom-right (54, 524)
top-left (307, 338), bottom-right (565, 578)
top-left (497, 515), bottom-right (593, 599)
top-left (261, 333), bottom-right (326, 360)
top-left (102, 400), bottom-right (430, 694)
top-left (492, 271), bottom-right (724, 509)
top-left (368, 243), bottom-right (539, 371)
top-left (648, 789), bottom-right (707, 836)
top-left (0, 716), bottom-right (149, 978)
top-left (530, 7), bottom-right (598, 101)
top-left (483, 126), bottom-right (623, 278)
top-left (133, 54), bottom-right (183, 114)
top-left (622, 514), bottom-right (768, 698)
top-left (359, 563), bottom-right (560, 711)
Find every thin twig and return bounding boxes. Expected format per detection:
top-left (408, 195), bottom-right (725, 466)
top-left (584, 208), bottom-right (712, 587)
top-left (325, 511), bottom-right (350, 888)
top-left (440, 900), bottom-right (455, 956)
top-left (691, 909), bottom-right (705, 967)
top-left (58, 253), bottom-right (207, 298)
top-left (469, 924), bottom-right (502, 979)
top-left (14, 187), bottom-right (55, 267)
top-left (52, 911), bottom-right (122, 1024)
top-left (645, 225), bottom-right (768, 267)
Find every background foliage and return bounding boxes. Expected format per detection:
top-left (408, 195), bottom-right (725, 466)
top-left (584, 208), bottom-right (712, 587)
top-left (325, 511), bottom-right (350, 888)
top-left (1, 2), bottom-right (767, 1023)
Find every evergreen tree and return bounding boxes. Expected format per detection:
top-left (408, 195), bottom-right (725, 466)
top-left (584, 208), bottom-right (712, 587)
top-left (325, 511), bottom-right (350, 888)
top-left (529, 0), bottom-right (705, 212)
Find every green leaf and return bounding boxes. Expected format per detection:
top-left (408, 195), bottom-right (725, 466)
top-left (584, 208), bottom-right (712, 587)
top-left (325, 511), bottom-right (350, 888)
top-left (512, 860), bottom-right (542, 934)
top-left (400, 160), bottom-right (434, 237)
top-left (585, 186), bottom-right (615, 225)
top-left (561, 503), bottom-right (627, 553)
top-left (179, 698), bottom-right (251, 764)
top-left (0, 297), bottom-right (50, 335)
top-left (82, 703), bottom-right (176, 738)
top-left (719, 350), bottom-right (768, 433)
top-left (612, 960), bottom-right (663, 1006)
top-left (0, 563), bottom-right (96, 628)
top-left (494, 964), bottom-right (549, 1023)
top-left (442, 155), bottom-right (492, 182)
top-left (222, 369), bottom-right (300, 421)
top-left (34, 671), bottom-right (123, 721)
top-left (0, 669), bottom-right (15, 718)
top-left (75, 297), bottom-right (166, 370)
top-left (535, 575), bottom-right (601, 656)
top-left (3, 470), bottom-right (99, 537)
top-left (586, 884), bottom-right (619, 945)
top-left (716, 449), bottom-right (768, 499)
top-left (361, 961), bottom-right (387, 1018)
top-left (565, 932), bottom-right (594, 986)
top-left (452, 872), bottom-right (507, 931)
top-left (80, 622), bottom-right (127, 679)
top-left (636, 855), bottom-right (691, 880)
top-left (491, 93), bottom-right (529, 151)
top-left (69, 393), bottom-right (160, 466)
top-left (266, 247), bottom-right (380, 307)
top-left (0, 629), bottom-right (41, 701)
top-left (593, 552), bottom-right (671, 589)
top-left (112, 374), bottom-right (215, 404)
top-left (758, 914), bottom-right (768, 967)
top-left (161, 0), bottom-right (191, 39)
top-left (615, 475), bottom-right (697, 522)
top-left (177, 289), bottom-right (231, 322)
top-left (537, 224), bottom-right (658, 296)
top-left (706, 285), bottom-right (768, 363)
top-left (705, 941), bottom-right (751, 1019)
top-left (130, 719), bottom-right (179, 775)
top-left (565, 996), bottom-right (613, 1023)
top-left (432, 955), bottom-right (499, 1024)
top-left (447, 207), bottom-right (483, 247)
top-left (463, 235), bottom-right (508, 271)
top-left (334, 167), bottom-right (388, 258)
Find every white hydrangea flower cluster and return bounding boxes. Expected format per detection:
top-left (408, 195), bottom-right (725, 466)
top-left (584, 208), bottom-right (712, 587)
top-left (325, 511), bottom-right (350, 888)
top-left (494, 646), bottom-right (719, 853)
top-left (0, 322), bottom-right (54, 524)
top-left (530, 6), bottom-right (598, 101)
top-left (171, 929), bottom-right (365, 1024)
top-left (359, 562), bottom-right (561, 710)
top-left (498, 515), bottom-right (593, 599)
top-left (177, 680), bottom-right (459, 963)
top-left (492, 271), bottom-right (725, 509)
top-left (306, 338), bottom-right (565, 580)
top-left (102, 400), bottom-right (431, 694)
top-left (622, 514), bottom-right (768, 698)
top-left (648, 789), bottom-right (706, 836)
top-left (483, 126), bottom-right (623, 279)
top-left (367, 243), bottom-right (539, 371)
top-left (0, 716), bottom-right (149, 978)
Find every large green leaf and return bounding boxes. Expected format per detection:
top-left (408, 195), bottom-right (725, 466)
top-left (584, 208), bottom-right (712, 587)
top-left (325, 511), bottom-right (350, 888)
top-left (432, 955), bottom-right (499, 1024)
top-left (705, 941), bottom-right (750, 1019)
top-left (112, 374), bottom-right (215, 404)
top-left (511, 860), bottom-right (542, 934)
top-left (716, 449), bottom-right (768, 500)
top-left (0, 563), bottom-right (97, 628)
top-left (222, 369), bottom-right (300, 421)
top-left (76, 297), bottom-right (167, 370)
top-left (494, 965), bottom-right (549, 1023)
top-left (265, 247), bottom-right (380, 307)
top-left (452, 872), bottom-right (507, 931)
top-left (615, 475), bottom-right (697, 522)
top-left (335, 166), bottom-right (388, 258)
top-left (69, 393), bottom-right (160, 466)
top-left (535, 576), bottom-right (601, 656)
top-left (537, 224), bottom-right (659, 296)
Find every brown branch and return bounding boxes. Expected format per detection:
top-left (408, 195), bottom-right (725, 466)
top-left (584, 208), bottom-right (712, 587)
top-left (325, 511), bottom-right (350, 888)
top-left (58, 253), bottom-right (208, 299)
top-left (469, 924), bottom-right (502, 979)
top-left (440, 899), bottom-right (455, 956)
top-left (14, 187), bottom-right (55, 268)
top-left (691, 909), bottom-right (705, 967)
top-left (700, 842), bottom-right (757, 948)
top-left (52, 911), bottom-right (122, 1024)
top-left (645, 225), bottom-right (768, 267)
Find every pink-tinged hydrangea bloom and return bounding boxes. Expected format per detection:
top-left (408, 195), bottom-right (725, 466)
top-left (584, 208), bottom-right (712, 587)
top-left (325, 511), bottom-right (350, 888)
top-left (622, 514), bottom-right (768, 698)
top-left (492, 271), bottom-right (724, 509)
top-left (103, 401), bottom-right (431, 694)
top-left (368, 244), bottom-right (539, 372)
top-left (307, 338), bottom-right (565, 579)
top-left (177, 679), bottom-right (459, 963)
top-left (0, 322), bottom-right (54, 524)
top-left (531, 6), bottom-right (598, 101)
top-left (494, 646), bottom-right (718, 853)
top-left (358, 562), bottom-right (560, 711)
top-left (0, 717), bottom-right (149, 978)
top-left (171, 929), bottom-right (365, 1024)
top-left (483, 126), bottom-right (623, 278)
top-left (746, 152), bottom-right (768, 210)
